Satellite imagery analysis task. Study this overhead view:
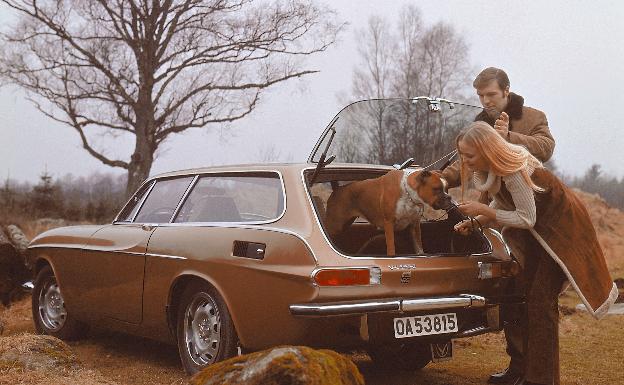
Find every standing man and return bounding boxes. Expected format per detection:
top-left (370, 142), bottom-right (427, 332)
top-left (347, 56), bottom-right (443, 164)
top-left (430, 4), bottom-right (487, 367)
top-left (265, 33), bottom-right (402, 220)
top-left (443, 67), bottom-right (555, 187)
top-left (442, 67), bottom-right (556, 385)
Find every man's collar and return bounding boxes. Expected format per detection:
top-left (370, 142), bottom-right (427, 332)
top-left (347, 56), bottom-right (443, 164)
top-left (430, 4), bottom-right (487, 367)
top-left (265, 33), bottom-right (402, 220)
top-left (474, 92), bottom-right (524, 124)
top-left (506, 92), bottom-right (524, 120)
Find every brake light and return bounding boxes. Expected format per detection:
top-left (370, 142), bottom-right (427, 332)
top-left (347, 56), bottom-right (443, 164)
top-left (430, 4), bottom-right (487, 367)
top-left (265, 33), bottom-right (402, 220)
top-left (313, 267), bottom-right (381, 286)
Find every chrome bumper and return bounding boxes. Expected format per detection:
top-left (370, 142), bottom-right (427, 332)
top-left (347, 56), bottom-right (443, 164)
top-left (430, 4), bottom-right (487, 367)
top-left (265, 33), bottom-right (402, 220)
top-left (289, 294), bottom-right (487, 317)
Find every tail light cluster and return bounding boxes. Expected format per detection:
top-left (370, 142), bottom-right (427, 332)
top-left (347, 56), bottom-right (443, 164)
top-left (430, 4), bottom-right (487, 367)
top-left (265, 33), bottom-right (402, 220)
top-left (313, 267), bottom-right (381, 286)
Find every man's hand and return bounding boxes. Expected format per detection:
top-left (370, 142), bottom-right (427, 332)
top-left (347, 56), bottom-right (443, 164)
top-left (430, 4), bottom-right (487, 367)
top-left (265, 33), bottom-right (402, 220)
top-left (494, 111), bottom-right (510, 138)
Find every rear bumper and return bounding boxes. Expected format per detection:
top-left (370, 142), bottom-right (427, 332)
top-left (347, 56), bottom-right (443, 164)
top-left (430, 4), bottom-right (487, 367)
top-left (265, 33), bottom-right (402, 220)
top-left (289, 294), bottom-right (487, 317)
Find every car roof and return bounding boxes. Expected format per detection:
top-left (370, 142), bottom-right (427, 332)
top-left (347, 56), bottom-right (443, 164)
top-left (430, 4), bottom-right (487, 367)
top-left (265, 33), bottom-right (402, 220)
top-left (149, 162), bottom-right (396, 180)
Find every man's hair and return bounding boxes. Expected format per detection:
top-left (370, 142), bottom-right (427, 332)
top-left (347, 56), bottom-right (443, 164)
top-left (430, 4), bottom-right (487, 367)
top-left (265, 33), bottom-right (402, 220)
top-left (473, 67), bottom-right (510, 91)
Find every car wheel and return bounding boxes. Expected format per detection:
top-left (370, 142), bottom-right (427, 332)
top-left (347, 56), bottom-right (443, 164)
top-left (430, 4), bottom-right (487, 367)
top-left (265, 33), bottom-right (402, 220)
top-left (32, 265), bottom-right (87, 340)
top-left (368, 343), bottom-right (431, 371)
top-left (176, 281), bottom-right (238, 375)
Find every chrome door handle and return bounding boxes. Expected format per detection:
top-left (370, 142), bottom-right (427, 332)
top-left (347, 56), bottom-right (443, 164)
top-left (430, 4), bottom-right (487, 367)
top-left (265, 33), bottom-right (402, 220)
top-left (141, 224), bottom-right (155, 231)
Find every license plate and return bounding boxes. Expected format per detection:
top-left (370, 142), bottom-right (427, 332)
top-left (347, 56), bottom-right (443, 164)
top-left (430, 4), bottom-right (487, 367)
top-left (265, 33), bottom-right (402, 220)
top-left (393, 312), bottom-right (458, 338)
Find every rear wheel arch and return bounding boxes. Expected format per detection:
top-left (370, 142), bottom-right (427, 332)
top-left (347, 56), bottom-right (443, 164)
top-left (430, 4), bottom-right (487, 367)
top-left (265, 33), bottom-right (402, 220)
top-left (167, 275), bottom-right (237, 339)
top-left (168, 275), bottom-right (239, 374)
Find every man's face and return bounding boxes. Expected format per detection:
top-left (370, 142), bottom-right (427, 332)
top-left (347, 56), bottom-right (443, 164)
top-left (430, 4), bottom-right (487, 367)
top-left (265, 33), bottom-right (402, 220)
top-left (476, 80), bottom-right (509, 119)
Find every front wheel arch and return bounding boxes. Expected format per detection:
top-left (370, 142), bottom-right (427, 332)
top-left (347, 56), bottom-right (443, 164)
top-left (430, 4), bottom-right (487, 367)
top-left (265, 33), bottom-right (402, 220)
top-left (31, 265), bottom-right (88, 340)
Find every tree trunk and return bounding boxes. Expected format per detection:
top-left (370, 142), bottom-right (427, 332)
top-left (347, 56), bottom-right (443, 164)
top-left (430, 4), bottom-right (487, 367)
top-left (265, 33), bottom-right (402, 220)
top-left (126, 77), bottom-right (157, 198)
top-left (126, 142), bottom-right (154, 198)
top-left (5, 225), bottom-right (28, 255)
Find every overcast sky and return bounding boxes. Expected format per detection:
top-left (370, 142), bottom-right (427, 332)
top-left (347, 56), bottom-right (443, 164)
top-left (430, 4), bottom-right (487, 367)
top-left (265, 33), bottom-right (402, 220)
top-left (1, 1), bottom-right (623, 184)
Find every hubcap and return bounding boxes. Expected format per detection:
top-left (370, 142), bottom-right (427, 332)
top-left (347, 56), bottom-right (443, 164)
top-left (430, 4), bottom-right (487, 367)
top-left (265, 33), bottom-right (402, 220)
top-left (38, 279), bottom-right (67, 331)
top-left (184, 293), bottom-right (221, 366)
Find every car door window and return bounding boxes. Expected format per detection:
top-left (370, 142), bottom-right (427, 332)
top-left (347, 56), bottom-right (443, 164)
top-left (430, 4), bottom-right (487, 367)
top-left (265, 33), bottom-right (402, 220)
top-left (134, 177), bottom-right (193, 223)
top-left (116, 181), bottom-right (154, 222)
top-left (174, 172), bottom-right (284, 223)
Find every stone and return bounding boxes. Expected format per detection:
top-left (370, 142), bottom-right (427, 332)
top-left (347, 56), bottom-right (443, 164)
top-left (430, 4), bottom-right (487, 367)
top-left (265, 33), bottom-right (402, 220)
top-left (0, 333), bottom-right (80, 371)
top-left (191, 345), bottom-right (364, 385)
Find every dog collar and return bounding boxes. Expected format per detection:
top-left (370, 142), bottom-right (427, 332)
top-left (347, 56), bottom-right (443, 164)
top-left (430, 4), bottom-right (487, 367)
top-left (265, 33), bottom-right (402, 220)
top-left (401, 171), bottom-right (425, 210)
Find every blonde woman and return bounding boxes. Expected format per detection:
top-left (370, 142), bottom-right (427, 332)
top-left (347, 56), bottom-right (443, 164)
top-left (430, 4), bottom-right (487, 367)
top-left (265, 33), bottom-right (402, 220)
top-left (453, 121), bottom-right (617, 385)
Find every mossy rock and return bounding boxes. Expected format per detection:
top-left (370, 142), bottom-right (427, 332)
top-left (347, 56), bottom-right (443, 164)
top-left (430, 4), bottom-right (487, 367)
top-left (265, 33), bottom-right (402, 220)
top-left (192, 345), bottom-right (364, 385)
top-left (0, 333), bottom-right (81, 371)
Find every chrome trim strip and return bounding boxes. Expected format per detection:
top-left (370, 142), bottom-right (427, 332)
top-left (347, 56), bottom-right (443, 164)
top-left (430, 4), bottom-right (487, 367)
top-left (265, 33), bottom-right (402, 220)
top-left (401, 294), bottom-right (486, 312)
top-left (485, 228), bottom-right (511, 257)
top-left (290, 299), bottom-right (401, 316)
top-left (300, 167), bottom-right (492, 260)
top-left (131, 180), bottom-right (157, 223)
top-left (79, 249), bottom-right (146, 256)
top-left (169, 175), bottom-right (199, 223)
top-left (290, 294), bottom-right (487, 316)
top-left (29, 244), bottom-right (84, 250)
top-left (22, 281), bottom-right (34, 291)
top-left (146, 252), bottom-right (187, 260)
top-left (113, 179), bottom-right (154, 223)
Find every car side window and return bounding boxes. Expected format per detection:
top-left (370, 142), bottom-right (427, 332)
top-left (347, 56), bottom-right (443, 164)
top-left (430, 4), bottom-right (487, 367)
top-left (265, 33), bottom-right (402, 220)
top-left (134, 177), bottom-right (193, 223)
top-left (174, 173), bottom-right (284, 223)
top-left (116, 181), bottom-right (154, 222)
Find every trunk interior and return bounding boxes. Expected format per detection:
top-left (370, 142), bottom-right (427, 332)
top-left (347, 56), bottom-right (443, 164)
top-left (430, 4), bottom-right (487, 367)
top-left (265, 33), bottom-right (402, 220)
top-left (306, 168), bottom-right (491, 257)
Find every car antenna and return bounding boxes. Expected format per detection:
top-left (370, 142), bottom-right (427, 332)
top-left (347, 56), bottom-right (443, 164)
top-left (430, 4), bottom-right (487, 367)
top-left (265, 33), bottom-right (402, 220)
top-left (309, 117), bottom-right (339, 186)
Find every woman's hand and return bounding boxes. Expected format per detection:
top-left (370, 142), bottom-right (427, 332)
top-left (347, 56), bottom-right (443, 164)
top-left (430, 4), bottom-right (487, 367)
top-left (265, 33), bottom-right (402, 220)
top-left (454, 219), bottom-right (474, 235)
top-left (457, 201), bottom-right (489, 217)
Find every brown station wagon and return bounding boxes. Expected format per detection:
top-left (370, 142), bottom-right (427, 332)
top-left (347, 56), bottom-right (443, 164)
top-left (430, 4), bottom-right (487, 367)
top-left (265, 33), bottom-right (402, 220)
top-left (28, 98), bottom-right (519, 374)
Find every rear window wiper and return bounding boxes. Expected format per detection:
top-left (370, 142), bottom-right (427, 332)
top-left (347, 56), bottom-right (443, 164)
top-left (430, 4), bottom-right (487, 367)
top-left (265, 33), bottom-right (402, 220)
top-left (309, 118), bottom-right (338, 185)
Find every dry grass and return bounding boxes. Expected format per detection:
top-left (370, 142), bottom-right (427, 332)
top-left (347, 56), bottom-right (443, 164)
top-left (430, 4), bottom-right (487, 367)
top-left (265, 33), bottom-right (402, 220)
top-left (1, 190), bottom-right (624, 384)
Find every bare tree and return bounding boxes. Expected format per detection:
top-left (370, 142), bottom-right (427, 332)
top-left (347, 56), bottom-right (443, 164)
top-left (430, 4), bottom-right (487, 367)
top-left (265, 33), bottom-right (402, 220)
top-left (0, 0), bottom-right (343, 196)
top-left (342, 4), bottom-right (473, 165)
top-left (255, 143), bottom-right (292, 163)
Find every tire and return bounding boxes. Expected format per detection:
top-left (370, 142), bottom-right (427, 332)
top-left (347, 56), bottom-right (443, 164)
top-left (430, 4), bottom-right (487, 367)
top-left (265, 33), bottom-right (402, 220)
top-left (31, 265), bottom-right (88, 340)
top-left (368, 343), bottom-right (431, 371)
top-left (176, 281), bottom-right (238, 375)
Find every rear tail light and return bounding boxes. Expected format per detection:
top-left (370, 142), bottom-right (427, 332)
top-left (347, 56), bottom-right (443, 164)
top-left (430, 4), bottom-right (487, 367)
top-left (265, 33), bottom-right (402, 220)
top-left (313, 267), bottom-right (381, 286)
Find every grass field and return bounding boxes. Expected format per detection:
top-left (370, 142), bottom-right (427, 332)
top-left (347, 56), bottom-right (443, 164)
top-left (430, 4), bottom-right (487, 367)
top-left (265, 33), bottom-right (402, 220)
top-left (2, 188), bottom-right (624, 384)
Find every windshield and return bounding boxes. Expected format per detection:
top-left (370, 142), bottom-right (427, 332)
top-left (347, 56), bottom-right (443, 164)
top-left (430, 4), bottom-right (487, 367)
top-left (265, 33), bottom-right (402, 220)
top-left (309, 98), bottom-right (484, 168)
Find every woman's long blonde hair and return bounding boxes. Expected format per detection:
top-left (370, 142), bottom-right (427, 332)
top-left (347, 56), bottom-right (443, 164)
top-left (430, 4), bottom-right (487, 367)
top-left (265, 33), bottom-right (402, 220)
top-left (456, 121), bottom-right (543, 198)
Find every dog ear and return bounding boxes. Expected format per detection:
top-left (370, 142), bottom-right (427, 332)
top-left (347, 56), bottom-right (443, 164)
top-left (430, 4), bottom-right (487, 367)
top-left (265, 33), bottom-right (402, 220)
top-left (417, 170), bottom-right (431, 183)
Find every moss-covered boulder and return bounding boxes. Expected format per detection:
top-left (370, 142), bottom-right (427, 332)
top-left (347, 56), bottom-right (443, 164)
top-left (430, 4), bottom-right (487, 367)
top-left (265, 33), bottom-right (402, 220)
top-left (0, 333), bottom-right (80, 371)
top-left (192, 345), bottom-right (364, 385)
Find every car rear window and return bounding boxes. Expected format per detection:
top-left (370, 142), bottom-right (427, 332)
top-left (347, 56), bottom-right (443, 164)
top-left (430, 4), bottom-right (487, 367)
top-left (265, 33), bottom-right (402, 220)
top-left (174, 172), bottom-right (284, 223)
top-left (134, 177), bottom-right (194, 223)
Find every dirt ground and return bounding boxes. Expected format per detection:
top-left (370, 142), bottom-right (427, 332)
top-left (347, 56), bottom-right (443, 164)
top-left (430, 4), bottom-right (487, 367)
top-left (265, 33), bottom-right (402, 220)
top-left (2, 189), bottom-right (624, 384)
top-left (2, 292), bottom-right (624, 385)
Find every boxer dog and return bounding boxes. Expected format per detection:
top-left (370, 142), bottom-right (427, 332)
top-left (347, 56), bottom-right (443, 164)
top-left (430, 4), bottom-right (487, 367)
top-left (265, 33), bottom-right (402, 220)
top-left (324, 169), bottom-right (452, 256)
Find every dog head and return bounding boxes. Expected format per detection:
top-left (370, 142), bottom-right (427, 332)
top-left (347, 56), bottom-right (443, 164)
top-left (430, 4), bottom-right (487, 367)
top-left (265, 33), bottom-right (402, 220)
top-left (407, 170), bottom-right (453, 210)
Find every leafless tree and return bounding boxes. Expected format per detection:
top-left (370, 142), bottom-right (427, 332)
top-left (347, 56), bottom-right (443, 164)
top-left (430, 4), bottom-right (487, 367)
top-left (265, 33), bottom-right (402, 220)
top-left (0, 0), bottom-right (344, 196)
top-left (342, 4), bottom-right (474, 166)
top-left (255, 143), bottom-right (292, 163)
